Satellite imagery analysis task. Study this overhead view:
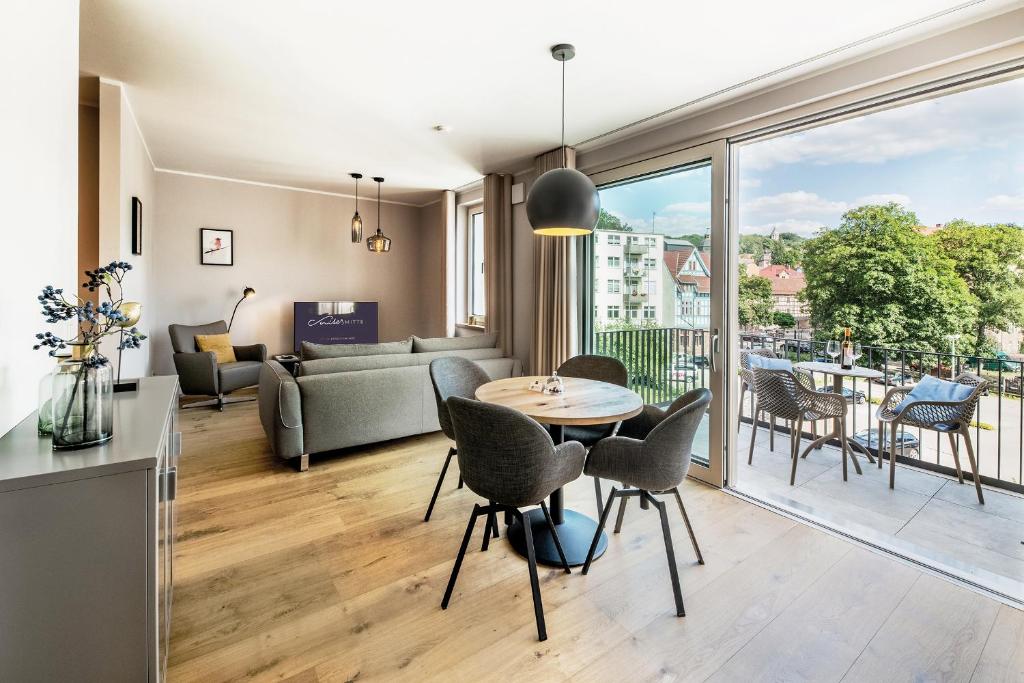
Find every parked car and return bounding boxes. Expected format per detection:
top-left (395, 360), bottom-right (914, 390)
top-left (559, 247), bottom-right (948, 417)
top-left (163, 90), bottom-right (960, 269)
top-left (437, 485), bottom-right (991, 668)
top-left (818, 386), bottom-right (866, 404)
top-left (967, 352), bottom-right (1019, 373)
top-left (853, 428), bottom-right (920, 458)
top-left (784, 339), bottom-right (812, 354)
top-left (872, 371), bottom-right (916, 386)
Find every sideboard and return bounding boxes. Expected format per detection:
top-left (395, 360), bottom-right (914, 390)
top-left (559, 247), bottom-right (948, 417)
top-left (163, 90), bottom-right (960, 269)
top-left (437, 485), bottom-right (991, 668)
top-left (0, 376), bottom-right (180, 682)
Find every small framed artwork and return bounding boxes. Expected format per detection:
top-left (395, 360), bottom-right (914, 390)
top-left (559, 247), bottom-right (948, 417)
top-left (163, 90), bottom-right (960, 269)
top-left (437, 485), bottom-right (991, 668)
top-left (200, 228), bottom-right (234, 266)
top-left (131, 197), bottom-right (142, 255)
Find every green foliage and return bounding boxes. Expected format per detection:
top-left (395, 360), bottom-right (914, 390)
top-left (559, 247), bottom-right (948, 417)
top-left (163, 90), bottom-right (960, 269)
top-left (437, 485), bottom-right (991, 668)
top-left (738, 271), bottom-right (775, 328)
top-left (773, 311), bottom-right (796, 328)
top-left (671, 233), bottom-right (704, 247)
top-left (738, 232), bottom-right (807, 268)
top-left (596, 208), bottom-right (633, 232)
top-left (934, 220), bottom-right (1024, 355)
top-left (801, 203), bottom-right (975, 351)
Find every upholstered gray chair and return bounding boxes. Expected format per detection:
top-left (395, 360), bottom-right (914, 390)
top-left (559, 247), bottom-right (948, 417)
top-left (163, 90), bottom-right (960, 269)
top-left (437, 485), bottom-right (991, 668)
top-left (582, 389), bottom-right (711, 618)
top-left (556, 354), bottom-right (629, 512)
top-left (442, 396), bottom-right (586, 642)
top-left (168, 320), bottom-right (267, 410)
top-left (424, 357), bottom-right (491, 522)
top-left (875, 372), bottom-right (988, 503)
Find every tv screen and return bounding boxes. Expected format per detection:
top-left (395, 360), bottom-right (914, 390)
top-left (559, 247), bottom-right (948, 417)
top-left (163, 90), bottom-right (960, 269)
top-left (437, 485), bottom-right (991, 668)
top-left (293, 301), bottom-right (378, 352)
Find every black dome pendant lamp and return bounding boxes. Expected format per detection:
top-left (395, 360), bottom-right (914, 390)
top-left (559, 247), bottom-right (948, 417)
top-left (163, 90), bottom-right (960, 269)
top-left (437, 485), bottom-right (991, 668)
top-left (526, 43), bottom-right (600, 237)
top-left (366, 176), bottom-right (392, 253)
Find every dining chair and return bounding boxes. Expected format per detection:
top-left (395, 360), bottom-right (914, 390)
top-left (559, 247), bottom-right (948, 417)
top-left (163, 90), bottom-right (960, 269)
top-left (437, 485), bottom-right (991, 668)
top-left (740, 349), bottom-right (812, 452)
top-left (581, 389), bottom-right (711, 617)
top-left (442, 396), bottom-right (586, 641)
top-left (751, 367), bottom-right (858, 483)
top-left (424, 357), bottom-right (491, 524)
top-left (875, 373), bottom-right (988, 504)
top-left (556, 354), bottom-right (629, 512)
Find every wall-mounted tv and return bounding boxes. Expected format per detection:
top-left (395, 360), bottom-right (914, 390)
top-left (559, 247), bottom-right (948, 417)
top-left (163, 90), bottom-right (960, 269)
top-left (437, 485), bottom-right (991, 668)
top-left (293, 301), bottom-right (378, 352)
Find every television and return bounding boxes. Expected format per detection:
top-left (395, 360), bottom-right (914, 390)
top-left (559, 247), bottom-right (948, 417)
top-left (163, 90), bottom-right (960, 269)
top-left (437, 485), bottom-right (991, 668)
top-left (293, 301), bottom-right (378, 352)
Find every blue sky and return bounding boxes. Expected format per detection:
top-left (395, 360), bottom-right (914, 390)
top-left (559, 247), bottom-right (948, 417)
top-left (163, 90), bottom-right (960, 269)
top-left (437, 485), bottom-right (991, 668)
top-left (599, 76), bottom-right (1024, 237)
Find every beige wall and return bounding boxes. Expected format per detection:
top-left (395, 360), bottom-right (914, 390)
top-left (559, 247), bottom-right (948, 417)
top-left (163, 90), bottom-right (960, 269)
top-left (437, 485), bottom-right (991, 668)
top-left (0, 1), bottom-right (80, 437)
top-left (150, 173), bottom-right (443, 375)
top-left (416, 199), bottom-right (446, 339)
top-left (78, 102), bottom-right (99, 304)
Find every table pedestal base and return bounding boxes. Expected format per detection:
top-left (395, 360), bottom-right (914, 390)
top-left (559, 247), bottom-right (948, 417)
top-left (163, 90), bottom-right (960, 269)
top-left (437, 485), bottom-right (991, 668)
top-left (507, 508), bottom-right (607, 567)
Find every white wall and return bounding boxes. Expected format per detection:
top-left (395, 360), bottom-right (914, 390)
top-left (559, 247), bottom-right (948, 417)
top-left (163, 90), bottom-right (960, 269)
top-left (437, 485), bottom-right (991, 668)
top-left (151, 172), bottom-right (443, 375)
top-left (0, 2), bottom-right (79, 436)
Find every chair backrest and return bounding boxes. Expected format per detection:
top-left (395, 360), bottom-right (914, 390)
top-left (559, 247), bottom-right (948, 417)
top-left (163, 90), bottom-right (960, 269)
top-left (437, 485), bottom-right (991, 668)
top-left (948, 372), bottom-right (989, 425)
top-left (428, 357), bottom-right (492, 440)
top-left (739, 348), bottom-right (779, 388)
top-left (751, 367), bottom-right (803, 421)
top-left (643, 389), bottom-right (712, 490)
top-left (168, 320), bottom-right (228, 353)
top-left (557, 354), bottom-right (628, 387)
top-left (446, 395), bottom-right (561, 507)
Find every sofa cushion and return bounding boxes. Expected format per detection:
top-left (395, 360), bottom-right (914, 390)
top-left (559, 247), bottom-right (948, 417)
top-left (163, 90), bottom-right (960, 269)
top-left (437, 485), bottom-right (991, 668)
top-left (299, 347), bottom-right (504, 376)
top-left (412, 333), bottom-right (497, 353)
top-left (301, 338), bottom-right (412, 361)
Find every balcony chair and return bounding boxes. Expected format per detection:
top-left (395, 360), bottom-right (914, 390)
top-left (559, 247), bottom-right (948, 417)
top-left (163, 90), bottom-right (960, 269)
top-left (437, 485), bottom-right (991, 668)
top-left (424, 357), bottom-right (491, 523)
top-left (875, 373), bottom-right (988, 504)
top-left (581, 389), bottom-right (711, 617)
top-left (739, 349), bottom-right (818, 451)
top-left (168, 321), bottom-right (266, 410)
top-left (751, 367), bottom-right (861, 484)
top-left (442, 396), bottom-right (586, 641)
top-left (556, 354), bottom-right (629, 513)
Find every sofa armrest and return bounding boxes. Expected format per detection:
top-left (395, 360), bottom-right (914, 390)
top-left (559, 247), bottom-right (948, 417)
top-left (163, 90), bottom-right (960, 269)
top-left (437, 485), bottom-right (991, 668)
top-left (258, 361), bottom-right (304, 460)
top-left (173, 351), bottom-right (219, 396)
top-left (234, 343), bottom-right (268, 363)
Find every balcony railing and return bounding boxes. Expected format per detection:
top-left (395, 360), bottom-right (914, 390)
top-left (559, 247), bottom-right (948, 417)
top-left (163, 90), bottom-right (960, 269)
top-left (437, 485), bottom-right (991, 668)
top-left (593, 327), bottom-right (1023, 492)
top-left (624, 241), bottom-right (649, 255)
top-left (623, 290), bottom-right (648, 305)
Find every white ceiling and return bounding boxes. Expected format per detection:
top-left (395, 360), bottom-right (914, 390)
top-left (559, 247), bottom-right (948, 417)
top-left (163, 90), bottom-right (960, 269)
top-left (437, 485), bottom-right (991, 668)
top-left (80, 0), bottom-right (1019, 205)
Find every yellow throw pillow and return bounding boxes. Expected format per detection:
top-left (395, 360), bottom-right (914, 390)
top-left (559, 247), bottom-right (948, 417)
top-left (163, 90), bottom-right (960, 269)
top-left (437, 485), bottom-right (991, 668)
top-left (195, 333), bottom-right (237, 364)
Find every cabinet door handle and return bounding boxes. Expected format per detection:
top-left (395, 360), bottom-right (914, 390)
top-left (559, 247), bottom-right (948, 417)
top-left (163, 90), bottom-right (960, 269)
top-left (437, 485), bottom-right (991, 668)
top-left (171, 431), bottom-right (182, 457)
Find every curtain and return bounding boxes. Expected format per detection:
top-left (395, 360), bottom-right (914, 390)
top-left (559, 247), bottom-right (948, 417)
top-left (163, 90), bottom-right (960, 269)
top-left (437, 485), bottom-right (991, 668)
top-left (440, 190), bottom-right (456, 337)
top-left (483, 174), bottom-right (513, 354)
top-left (530, 146), bottom-right (578, 375)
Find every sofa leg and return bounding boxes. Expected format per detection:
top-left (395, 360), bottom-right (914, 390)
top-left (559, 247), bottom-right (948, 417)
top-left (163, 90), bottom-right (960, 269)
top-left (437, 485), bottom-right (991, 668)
top-left (294, 454), bottom-right (309, 472)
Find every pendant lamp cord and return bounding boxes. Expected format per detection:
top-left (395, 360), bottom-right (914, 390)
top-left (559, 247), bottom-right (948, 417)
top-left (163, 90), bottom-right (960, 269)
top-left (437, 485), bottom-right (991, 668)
top-left (377, 180), bottom-right (381, 233)
top-left (354, 176), bottom-right (358, 212)
top-left (561, 58), bottom-right (566, 169)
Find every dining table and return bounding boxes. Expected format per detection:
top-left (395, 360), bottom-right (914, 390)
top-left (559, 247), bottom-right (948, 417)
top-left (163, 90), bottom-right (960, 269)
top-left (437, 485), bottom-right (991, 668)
top-left (475, 375), bottom-right (644, 567)
top-left (794, 361), bottom-right (884, 467)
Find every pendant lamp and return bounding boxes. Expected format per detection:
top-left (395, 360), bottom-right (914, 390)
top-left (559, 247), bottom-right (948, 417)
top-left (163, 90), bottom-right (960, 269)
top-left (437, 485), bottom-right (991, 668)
top-left (350, 173), bottom-right (363, 242)
top-left (526, 43), bottom-right (600, 236)
top-left (366, 177), bottom-right (392, 253)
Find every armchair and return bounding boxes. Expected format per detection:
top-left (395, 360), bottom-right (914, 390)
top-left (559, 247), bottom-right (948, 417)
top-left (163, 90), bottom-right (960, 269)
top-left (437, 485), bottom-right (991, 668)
top-left (168, 320), bottom-right (267, 410)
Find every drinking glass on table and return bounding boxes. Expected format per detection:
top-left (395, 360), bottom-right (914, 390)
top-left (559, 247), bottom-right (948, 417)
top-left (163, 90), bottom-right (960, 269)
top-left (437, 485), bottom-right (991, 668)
top-left (826, 340), bottom-right (840, 363)
top-left (852, 343), bottom-right (863, 367)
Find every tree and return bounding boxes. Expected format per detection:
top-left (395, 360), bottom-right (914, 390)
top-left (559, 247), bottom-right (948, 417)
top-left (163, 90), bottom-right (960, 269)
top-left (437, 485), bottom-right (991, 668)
top-left (933, 220), bottom-right (1024, 355)
top-left (671, 233), bottom-right (704, 247)
top-left (596, 208), bottom-right (633, 232)
top-left (738, 271), bottom-right (774, 328)
top-left (801, 203), bottom-right (975, 351)
top-left (739, 232), bottom-right (806, 268)
top-left (773, 311), bottom-right (796, 329)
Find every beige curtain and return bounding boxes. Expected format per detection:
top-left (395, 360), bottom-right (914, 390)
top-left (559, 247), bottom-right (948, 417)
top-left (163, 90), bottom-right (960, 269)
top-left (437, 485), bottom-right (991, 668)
top-left (530, 146), bottom-right (578, 375)
top-left (483, 174), bottom-right (513, 354)
top-left (440, 190), bottom-right (456, 336)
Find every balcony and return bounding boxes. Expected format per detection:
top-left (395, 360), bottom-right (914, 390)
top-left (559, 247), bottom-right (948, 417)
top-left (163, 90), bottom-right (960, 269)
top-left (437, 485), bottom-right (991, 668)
top-left (623, 266), bottom-right (646, 280)
top-left (624, 290), bottom-right (648, 305)
top-left (624, 241), bottom-right (649, 255)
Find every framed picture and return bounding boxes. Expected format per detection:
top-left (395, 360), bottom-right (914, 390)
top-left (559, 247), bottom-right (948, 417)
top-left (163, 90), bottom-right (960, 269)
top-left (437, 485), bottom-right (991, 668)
top-left (200, 228), bottom-right (233, 266)
top-left (131, 197), bottom-right (142, 255)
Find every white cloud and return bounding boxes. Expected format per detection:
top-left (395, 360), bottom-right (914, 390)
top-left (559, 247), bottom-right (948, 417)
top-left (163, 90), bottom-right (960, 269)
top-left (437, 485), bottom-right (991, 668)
top-left (663, 201), bottom-right (710, 214)
top-left (740, 219), bottom-right (825, 237)
top-left (985, 194), bottom-right (1024, 211)
top-left (739, 177), bottom-right (762, 189)
top-left (855, 193), bottom-right (911, 207)
top-left (743, 191), bottom-right (847, 217)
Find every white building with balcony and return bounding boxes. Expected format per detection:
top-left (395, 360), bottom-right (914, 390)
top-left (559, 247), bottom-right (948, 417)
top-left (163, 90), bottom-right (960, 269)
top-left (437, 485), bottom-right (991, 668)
top-left (593, 230), bottom-right (672, 327)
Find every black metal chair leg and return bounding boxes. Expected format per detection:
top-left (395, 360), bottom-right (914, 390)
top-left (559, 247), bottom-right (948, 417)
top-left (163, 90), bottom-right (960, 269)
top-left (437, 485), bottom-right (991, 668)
top-left (540, 501), bottom-right (570, 574)
top-left (583, 487), bottom-right (618, 575)
top-left (593, 476), bottom-right (603, 516)
top-left (457, 474), bottom-right (464, 489)
top-left (518, 509), bottom-right (547, 642)
top-left (672, 487), bottom-right (704, 565)
top-left (441, 504), bottom-right (480, 609)
top-left (424, 447), bottom-right (456, 522)
top-left (613, 494), bottom-right (628, 534)
top-left (482, 501), bottom-right (495, 551)
top-left (648, 492), bottom-right (685, 617)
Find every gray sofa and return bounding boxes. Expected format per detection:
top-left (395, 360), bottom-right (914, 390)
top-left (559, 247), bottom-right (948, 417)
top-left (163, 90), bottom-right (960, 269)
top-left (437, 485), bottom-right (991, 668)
top-left (258, 334), bottom-right (522, 470)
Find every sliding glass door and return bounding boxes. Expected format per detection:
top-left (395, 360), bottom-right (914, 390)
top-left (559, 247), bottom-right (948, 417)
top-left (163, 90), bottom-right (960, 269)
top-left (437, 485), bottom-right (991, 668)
top-left (589, 140), bottom-right (730, 486)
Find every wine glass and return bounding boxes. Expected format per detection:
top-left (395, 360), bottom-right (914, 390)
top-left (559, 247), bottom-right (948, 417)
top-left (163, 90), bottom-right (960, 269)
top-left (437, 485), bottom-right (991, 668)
top-left (852, 342), bottom-right (863, 367)
top-left (826, 340), bottom-right (840, 363)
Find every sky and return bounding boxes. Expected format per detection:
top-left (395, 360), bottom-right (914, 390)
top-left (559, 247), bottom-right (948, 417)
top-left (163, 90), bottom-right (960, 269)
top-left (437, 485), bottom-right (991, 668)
top-left (598, 76), bottom-right (1024, 238)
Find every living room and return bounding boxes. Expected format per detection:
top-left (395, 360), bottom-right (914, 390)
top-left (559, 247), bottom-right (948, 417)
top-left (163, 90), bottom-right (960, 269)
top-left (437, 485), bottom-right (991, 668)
top-left (3, 1), bottom-right (1024, 681)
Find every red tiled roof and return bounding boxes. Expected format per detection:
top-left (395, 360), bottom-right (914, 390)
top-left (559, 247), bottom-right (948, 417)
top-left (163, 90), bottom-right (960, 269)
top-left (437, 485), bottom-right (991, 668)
top-left (674, 274), bottom-right (711, 295)
top-left (662, 251), bottom-right (690, 277)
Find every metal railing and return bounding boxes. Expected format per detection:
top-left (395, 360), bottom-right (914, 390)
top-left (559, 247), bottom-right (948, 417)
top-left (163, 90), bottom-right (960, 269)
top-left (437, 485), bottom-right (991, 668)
top-left (593, 326), bottom-right (1023, 491)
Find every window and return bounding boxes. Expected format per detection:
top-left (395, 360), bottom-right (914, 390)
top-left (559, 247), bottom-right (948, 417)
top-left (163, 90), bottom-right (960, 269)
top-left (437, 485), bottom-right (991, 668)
top-left (643, 305), bottom-right (657, 319)
top-left (607, 305), bottom-right (620, 319)
top-left (607, 279), bottom-right (621, 294)
top-left (645, 280), bottom-right (657, 295)
top-left (644, 257), bottom-right (656, 269)
top-left (606, 234), bottom-right (621, 245)
top-left (456, 205), bottom-right (485, 325)
top-left (607, 256), bottom-right (620, 268)
top-left (681, 300), bottom-right (693, 315)
top-left (626, 306), bottom-right (639, 319)
top-left (645, 236), bottom-right (657, 246)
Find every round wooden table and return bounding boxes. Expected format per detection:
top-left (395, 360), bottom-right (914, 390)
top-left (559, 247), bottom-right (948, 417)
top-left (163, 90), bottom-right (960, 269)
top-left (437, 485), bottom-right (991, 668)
top-left (794, 362), bottom-right (884, 467)
top-left (475, 375), bottom-right (644, 567)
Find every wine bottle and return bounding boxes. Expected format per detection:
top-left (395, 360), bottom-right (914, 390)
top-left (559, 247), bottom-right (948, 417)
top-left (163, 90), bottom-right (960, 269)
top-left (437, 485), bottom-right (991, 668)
top-left (840, 327), bottom-right (854, 370)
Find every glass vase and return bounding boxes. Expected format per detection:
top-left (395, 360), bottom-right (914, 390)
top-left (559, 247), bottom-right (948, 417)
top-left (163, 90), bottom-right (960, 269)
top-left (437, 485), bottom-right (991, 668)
top-left (51, 360), bottom-right (114, 450)
top-left (37, 364), bottom-right (57, 436)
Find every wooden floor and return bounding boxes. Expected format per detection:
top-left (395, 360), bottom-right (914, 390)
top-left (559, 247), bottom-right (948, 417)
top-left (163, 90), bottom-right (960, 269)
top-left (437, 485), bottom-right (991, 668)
top-left (170, 400), bottom-right (1024, 682)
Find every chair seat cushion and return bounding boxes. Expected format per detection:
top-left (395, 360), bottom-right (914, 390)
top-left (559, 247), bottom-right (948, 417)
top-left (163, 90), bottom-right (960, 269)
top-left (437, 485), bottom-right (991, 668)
top-left (218, 360), bottom-right (262, 393)
top-left (562, 423), bottom-right (616, 447)
top-left (895, 375), bottom-right (973, 413)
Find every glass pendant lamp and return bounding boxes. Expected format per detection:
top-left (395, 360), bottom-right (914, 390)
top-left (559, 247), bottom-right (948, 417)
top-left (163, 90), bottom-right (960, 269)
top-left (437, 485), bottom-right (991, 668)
top-left (350, 172), bottom-right (363, 242)
top-left (366, 176), bottom-right (392, 253)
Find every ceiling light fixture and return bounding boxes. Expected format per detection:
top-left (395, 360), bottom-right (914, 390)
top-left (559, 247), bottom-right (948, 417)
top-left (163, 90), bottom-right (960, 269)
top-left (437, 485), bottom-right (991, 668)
top-left (350, 172), bottom-right (363, 243)
top-left (366, 177), bottom-right (392, 253)
top-left (526, 43), bottom-right (600, 237)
